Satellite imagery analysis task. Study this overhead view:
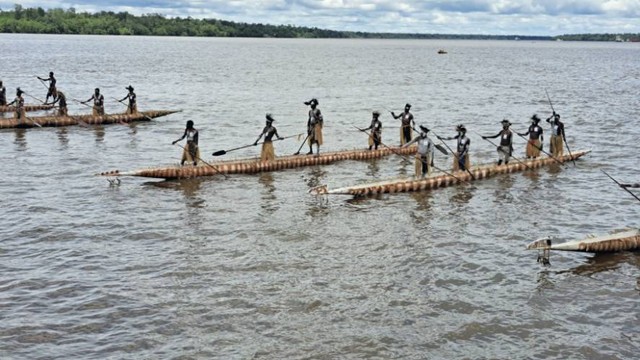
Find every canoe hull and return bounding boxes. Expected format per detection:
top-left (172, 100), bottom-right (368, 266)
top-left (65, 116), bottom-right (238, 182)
top-left (100, 146), bottom-right (418, 179)
top-left (0, 104), bottom-right (55, 113)
top-left (0, 110), bottom-right (179, 129)
top-left (526, 229), bottom-right (640, 253)
top-left (314, 150), bottom-right (590, 196)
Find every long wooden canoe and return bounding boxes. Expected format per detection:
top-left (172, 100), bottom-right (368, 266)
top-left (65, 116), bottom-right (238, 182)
top-left (310, 150), bottom-right (590, 196)
top-left (99, 146), bottom-right (418, 179)
top-left (0, 110), bottom-right (179, 129)
top-left (0, 104), bottom-right (55, 113)
top-left (526, 229), bottom-right (640, 253)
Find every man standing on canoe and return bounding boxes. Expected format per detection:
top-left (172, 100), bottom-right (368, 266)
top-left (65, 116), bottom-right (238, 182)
top-left (254, 113), bottom-right (283, 162)
top-left (305, 98), bottom-right (323, 155)
top-left (363, 110), bottom-right (382, 150)
top-left (391, 103), bottom-right (414, 145)
top-left (405, 125), bottom-right (435, 178)
top-left (518, 114), bottom-right (544, 159)
top-left (173, 120), bottom-right (199, 166)
top-left (38, 72), bottom-right (57, 104)
top-left (0, 80), bottom-right (6, 106)
top-left (119, 85), bottom-right (137, 114)
top-left (82, 88), bottom-right (105, 116)
top-left (51, 90), bottom-right (68, 116)
top-left (7, 88), bottom-right (25, 121)
top-left (483, 119), bottom-right (514, 165)
top-left (546, 112), bottom-right (566, 157)
top-left (438, 124), bottom-right (471, 171)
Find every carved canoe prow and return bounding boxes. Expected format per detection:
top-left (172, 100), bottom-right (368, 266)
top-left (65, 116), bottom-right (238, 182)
top-left (99, 145), bottom-right (418, 179)
top-left (0, 109), bottom-right (180, 129)
top-left (313, 150), bottom-right (590, 196)
top-left (526, 229), bottom-right (640, 253)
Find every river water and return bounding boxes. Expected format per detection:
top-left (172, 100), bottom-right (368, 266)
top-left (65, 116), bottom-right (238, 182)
top-left (1, 35), bottom-right (639, 359)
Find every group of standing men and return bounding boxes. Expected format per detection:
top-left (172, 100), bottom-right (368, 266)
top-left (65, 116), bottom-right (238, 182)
top-left (0, 72), bottom-right (138, 120)
top-left (172, 98), bottom-right (568, 181)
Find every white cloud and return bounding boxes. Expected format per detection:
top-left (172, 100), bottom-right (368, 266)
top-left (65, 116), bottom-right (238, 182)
top-left (1, 0), bottom-right (639, 35)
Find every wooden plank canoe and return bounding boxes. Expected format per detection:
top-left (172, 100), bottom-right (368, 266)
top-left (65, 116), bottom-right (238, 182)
top-left (0, 110), bottom-right (179, 129)
top-left (526, 229), bottom-right (640, 253)
top-left (99, 146), bottom-right (418, 179)
top-left (0, 104), bottom-right (55, 113)
top-left (311, 150), bottom-right (590, 196)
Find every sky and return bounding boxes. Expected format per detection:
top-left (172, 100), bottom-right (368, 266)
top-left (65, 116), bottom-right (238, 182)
top-left (2, 1), bottom-right (640, 36)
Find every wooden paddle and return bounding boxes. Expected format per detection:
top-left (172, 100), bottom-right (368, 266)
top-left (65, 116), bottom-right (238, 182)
top-left (601, 170), bottom-right (640, 203)
top-left (354, 126), bottom-right (469, 184)
top-left (212, 133), bottom-right (303, 157)
top-left (545, 89), bottom-right (575, 166)
top-left (293, 133), bottom-right (311, 155)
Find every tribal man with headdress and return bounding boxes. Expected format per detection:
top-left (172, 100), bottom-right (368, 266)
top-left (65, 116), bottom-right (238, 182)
top-left (438, 124), bottom-right (471, 171)
top-left (391, 103), bottom-right (414, 145)
top-left (404, 125), bottom-right (435, 178)
top-left (82, 88), bottom-right (105, 116)
top-left (119, 85), bottom-right (137, 114)
top-left (254, 113), bottom-right (283, 162)
top-left (305, 98), bottom-right (323, 155)
top-left (546, 112), bottom-right (566, 157)
top-left (518, 114), bottom-right (544, 159)
top-left (173, 120), bottom-right (200, 166)
top-left (483, 119), bottom-right (514, 166)
top-left (364, 110), bottom-right (382, 150)
top-left (7, 88), bottom-right (25, 121)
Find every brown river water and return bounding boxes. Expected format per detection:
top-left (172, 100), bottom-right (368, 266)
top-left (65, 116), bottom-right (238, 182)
top-left (1, 35), bottom-right (639, 359)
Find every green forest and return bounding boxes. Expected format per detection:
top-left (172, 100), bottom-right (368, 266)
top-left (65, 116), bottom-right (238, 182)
top-left (0, 5), bottom-right (638, 41)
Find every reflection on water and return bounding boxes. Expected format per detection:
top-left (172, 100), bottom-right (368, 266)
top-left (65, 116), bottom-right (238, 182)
top-left (147, 178), bottom-right (205, 208)
top-left (305, 167), bottom-right (326, 189)
top-left (57, 127), bottom-right (69, 147)
top-left (94, 126), bottom-right (105, 143)
top-left (13, 129), bottom-right (27, 150)
top-left (259, 172), bottom-right (278, 214)
top-left (450, 185), bottom-right (475, 205)
top-left (366, 159), bottom-right (380, 177)
top-left (493, 172), bottom-right (515, 202)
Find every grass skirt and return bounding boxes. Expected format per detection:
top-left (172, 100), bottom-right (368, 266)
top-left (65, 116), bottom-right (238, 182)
top-left (261, 141), bottom-right (275, 162)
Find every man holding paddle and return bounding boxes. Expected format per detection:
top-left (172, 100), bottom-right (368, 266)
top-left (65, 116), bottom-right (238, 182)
top-left (51, 90), bottom-right (68, 116)
top-left (391, 103), bottom-right (414, 145)
top-left (7, 88), bottom-right (25, 121)
top-left (254, 113), bottom-right (283, 161)
top-left (173, 120), bottom-right (199, 166)
top-left (119, 85), bottom-right (137, 114)
top-left (546, 112), bottom-right (566, 158)
top-left (305, 98), bottom-right (323, 155)
top-left (363, 110), bottom-right (382, 150)
top-left (37, 71), bottom-right (56, 104)
top-left (438, 124), bottom-right (471, 171)
top-left (82, 88), bottom-right (105, 116)
top-left (482, 119), bottom-right (514, 166)
top-left (518, 114), bottom-right (544, 159)
top-left (404, 125), bottom-right (435, 178)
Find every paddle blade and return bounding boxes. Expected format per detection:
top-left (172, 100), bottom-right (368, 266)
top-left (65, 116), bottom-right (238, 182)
top-left (211, 150), bottom-right (227, 156)
top-left (435, 144), bottom-right (448, 155)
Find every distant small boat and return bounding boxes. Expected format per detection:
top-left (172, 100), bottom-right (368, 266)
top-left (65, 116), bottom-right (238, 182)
top-left (437, 49), bottom-right (447, 54)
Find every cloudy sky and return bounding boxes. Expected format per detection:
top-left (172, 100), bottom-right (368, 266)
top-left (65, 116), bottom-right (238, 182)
top-left (2, 0), bottom-right (639, 36)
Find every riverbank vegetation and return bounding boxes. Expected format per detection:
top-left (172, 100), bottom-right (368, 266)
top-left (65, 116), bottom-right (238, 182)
top-left (1, 5), bottom-right (637, 41)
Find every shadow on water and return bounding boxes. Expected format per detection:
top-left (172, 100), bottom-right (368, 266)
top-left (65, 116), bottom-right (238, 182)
top-left (56, 127), bottom-right (69, 147)
top-left (145, 178), bottom-right (205, 208)
top-left (536, 252), bottom-right (640, 291)
top-left (94, 126), bottom-right (105, 143)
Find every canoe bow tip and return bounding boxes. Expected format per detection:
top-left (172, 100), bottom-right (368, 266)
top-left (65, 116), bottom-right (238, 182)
top-left (309, 184), bottom-right (328, 195)
top-left (526, 236), bottom-right (553, 250)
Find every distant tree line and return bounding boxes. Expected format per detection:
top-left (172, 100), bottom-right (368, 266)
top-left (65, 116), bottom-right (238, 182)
top-left (2, 5), bottom-right (637, 41)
